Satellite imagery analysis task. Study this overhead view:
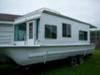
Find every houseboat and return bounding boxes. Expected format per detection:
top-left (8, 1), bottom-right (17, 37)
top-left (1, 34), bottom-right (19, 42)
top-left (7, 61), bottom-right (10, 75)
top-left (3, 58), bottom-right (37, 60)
top-left (0, 8), bottom-right (96, 66)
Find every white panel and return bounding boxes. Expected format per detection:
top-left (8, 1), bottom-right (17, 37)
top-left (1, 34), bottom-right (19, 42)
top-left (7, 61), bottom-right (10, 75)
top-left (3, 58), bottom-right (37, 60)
top-left (0, 23), bottom-right (13, 45)
top-left (2, 44), bottom-right (95, 65)
top-left (39, 13), bottom-right (90, 45)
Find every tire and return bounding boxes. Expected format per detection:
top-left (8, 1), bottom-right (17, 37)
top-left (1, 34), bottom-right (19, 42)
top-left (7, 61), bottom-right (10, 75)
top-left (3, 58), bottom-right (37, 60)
top-left (76, 55), bottom-right (84, 65)
top-left (68, 57), bottom-right (78, 67)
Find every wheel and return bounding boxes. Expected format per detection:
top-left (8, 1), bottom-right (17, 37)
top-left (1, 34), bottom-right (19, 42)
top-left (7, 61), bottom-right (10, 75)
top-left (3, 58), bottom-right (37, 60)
top-left (68, 57), bottom-right (78, 67)
top-left (76, 56), bottom-right (84, 65)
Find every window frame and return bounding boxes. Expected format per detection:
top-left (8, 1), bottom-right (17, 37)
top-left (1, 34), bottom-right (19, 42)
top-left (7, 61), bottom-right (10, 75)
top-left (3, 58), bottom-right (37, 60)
top-left (29, 22), bottom-right (33, 39)
top-left (14, 23), bottom-right (26, 41)
top-left (79, 30), bottom-right (88, 41)
top-left (45, 24), bottom-right (57, 39)
top-left (62, 23), bottom-right (71, 38)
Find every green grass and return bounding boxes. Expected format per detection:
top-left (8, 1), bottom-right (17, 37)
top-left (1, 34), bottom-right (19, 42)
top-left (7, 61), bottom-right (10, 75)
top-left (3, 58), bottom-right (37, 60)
top-left (0, 63), bottom-right (16, 71)
top-left (41, 50), bottom-right (100, 75)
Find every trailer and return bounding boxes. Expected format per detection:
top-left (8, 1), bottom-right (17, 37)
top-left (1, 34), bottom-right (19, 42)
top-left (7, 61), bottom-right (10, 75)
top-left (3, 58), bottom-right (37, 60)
top-left (0, 8), bottom-right (96, 66)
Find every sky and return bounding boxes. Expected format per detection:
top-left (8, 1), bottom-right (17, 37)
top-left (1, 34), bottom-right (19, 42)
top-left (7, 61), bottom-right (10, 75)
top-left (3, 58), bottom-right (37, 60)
top-left (0, 0), bottom-right (100, 28)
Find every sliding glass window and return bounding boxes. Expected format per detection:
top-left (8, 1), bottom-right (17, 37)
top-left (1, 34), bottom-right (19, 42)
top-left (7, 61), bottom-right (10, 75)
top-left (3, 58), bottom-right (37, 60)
top-left (45, 25), bottom-right (57, 39)
top-left (79, 31), bottom-right (88, 41)
top-left (62, 23), bottom-right (71, 37)
top-left (14, 23), bottom-right (26, 41)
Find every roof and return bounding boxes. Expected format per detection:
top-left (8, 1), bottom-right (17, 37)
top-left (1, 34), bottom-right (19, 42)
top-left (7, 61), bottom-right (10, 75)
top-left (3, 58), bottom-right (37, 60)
top-left (90, 28), bottom-right (100, 31)
top-left (16, 8), bottom-right (96, 28)
top-left (42, 9), bottom-right (96, 28)
top-left (0, 13), bottom-right (21, 22)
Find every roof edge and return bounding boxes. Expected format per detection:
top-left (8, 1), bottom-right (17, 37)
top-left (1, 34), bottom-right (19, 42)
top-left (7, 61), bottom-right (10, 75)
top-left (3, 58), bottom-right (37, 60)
top-left (42, 10), bottom-right (96, 28)
top-left (0, 21), bottom-right (14, 24)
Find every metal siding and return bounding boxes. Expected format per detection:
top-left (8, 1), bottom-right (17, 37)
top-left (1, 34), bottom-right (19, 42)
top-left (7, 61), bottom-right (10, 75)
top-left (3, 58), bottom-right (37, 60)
top-left (39, 13), bottom-right (90, 45)
top-left (0, 23), bottom-right (13, 45)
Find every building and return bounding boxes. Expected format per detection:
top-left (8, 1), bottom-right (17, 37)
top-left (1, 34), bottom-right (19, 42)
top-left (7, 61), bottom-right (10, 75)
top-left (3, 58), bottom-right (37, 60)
top-left (0, 13), bottom-right (21, 45)
top-left (0, 8), bottom-right (96, 65)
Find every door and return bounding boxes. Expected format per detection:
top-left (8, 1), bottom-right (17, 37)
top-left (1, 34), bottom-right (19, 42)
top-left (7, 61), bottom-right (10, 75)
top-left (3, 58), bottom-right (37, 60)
top-left (27, 21), bottom-right (35, 45)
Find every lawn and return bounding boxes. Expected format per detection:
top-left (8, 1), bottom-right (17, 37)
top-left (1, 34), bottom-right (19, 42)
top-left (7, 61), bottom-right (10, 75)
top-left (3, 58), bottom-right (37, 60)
top-left (40, 50), bottom-right (100, 75)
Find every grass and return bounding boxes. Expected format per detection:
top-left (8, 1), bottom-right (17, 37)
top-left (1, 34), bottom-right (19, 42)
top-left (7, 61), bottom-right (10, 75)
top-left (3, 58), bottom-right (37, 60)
top-left (0, 63), bottom-right (16, 71)
top-left (40, 49), bottom-right (100, 75)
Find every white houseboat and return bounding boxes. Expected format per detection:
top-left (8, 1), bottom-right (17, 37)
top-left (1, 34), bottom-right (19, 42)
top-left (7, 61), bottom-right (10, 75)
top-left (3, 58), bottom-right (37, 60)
top-left (0, 8), bottom-right (96, 66)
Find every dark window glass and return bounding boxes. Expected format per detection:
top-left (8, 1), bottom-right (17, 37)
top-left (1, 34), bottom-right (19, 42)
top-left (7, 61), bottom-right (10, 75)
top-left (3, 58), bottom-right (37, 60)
top-left (36, 19), bottom-right (40, 40)
top-left (79, 31), bottom-right (88, 40)
top-left (29, 22), bottom-right (33, 39)
top-left (45, 25), bottom-right (57, 39)
top-left (62, 23), bottom-right (71, 37)
top-left (14, 23), bottom-right (26, 41)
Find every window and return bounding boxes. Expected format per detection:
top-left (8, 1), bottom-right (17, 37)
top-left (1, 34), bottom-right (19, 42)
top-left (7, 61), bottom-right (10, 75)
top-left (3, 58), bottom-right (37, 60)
top-left (79, 31), bottom-right (88, 40)
top-left (45, 25), bottom-right (57, 39)
top-left (62, 23), bottom-right (71, 37)
top-left (14, 23), bottom-right (26, 41)
top-left (36, 18), bottom-right (40, 40)
top-left (29, 22), bottom-right (33, 39)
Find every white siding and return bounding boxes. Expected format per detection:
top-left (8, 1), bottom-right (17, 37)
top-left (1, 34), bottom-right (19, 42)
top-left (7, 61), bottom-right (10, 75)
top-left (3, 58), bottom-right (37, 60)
top-left (0, 23), bottom-right (13, 45)
top-left (39, 13), bottom-right (90, 45)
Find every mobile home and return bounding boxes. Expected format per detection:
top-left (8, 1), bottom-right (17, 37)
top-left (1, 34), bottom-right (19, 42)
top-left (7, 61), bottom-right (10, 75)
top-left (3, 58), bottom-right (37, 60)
top-left (0, 8), bottom-right (96, 66)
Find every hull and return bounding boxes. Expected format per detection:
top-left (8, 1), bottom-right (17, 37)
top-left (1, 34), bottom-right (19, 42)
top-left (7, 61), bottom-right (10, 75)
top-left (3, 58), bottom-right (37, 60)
top-left (0, 44), bottom-right (95, 65)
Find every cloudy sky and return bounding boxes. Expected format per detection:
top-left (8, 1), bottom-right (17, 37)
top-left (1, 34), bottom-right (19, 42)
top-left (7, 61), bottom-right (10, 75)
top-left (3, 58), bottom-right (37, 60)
top-left (0, 0), bottom-right (100, 28)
